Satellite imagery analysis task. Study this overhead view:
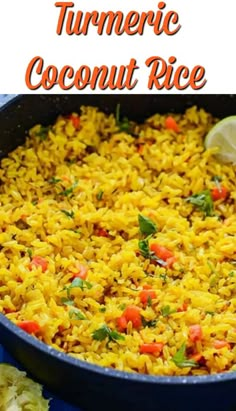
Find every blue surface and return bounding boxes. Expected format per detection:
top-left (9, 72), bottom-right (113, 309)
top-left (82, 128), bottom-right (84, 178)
top-left (0, 344), bottom-right (82, 410)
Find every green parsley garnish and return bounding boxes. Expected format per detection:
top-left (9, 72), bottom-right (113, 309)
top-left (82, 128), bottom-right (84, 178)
top-left (160, 305), bottom-right (176, 317)
top-left (160, 273), bottom-right (168, 282)
top-left (138, 214), bottom-right (157, 236)
top-left (61, 297), bottom-right (74, 306)
top-left (36, 126), bottom-right (51, 141)
top-left (26, 248), bottom-right (33, 258)
top-left (142, 318), bottom-right (157, 328)
top-left (63, 278), bottom-right (92, 299)
top-left (96, 190), bottom-right (104, 201)
top-left (69, 308), bottom-right (86, 320)
top-left (115, 103), bottom-right (134, 134)
top-left (186, 190), bottom-right (214, 217)
top-left (99, 307), bottom-right (106, 313)
top-left (59, 181), bottom-right (78, 197)
top-left (61, 210), bottom-right (75, 219)
top-left (92, 324), bottom-right (125, 343)
top-left (205, 311), bottom-right (215, 316)
top-left (48, 176), bottom-right (62, 184)
top-left (171, 343), bottom-right (198, 368)
top-left (229, 271), bottom-right (235, 277)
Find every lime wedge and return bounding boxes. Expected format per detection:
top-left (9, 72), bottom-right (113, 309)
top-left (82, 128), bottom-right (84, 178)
top-left (205, 116), bottom-right (236, 164)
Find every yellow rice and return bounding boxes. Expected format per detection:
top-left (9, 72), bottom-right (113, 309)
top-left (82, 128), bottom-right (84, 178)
top-left (0, 105), bottom-right (236, 376)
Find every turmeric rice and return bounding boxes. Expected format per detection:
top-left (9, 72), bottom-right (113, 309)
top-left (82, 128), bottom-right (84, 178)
top-left (0, 105), bottom-right (236, 376)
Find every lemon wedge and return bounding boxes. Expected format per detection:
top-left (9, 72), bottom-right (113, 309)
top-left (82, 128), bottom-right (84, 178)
top-left (205, 116), bottom-right (236, 164)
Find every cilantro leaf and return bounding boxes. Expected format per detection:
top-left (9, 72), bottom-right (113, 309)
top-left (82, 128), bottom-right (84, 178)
top-left (186, 190), bottom-right (214, 217)
top-left (59, 181), bottom-right (78, 197)
top-left (70, 277), bottom-right (92, 291)
top-left (160, 305), bottom-right (176, 317)
top-left (138, 214), bottom-right (157, 236)
top-left (63, 278), bottom-right (92, 299)
top-left (171, 343), bottom-right (198, 368)
top-left (92, 324), bottom-right (125, 343)
top-left (69, 308), bottom-right (86, 320)
top-left (115, 103), bottom-right (133, 134)
top-left (61, 210), bottom-right (75, 219)
top-left (36, 126), bottom-right (50, 141)
top-left (142, 318), bottom-right (157, 328)
top-left (96, 190), bottom-right (104, 201)
top-left (61, 297), bottom-right (74, 306)
top-left (27, 248), bottom-right (33, 258)
top-left (48, 176), bottom-right (62, 184)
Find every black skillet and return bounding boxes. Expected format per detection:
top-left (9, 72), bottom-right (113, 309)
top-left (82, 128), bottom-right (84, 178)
top-left (0, 95), bottom-right (236, 411)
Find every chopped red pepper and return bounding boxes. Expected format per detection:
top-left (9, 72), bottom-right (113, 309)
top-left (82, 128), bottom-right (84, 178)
top-left (69, 114), bottom-right (80, 129)
top-left (177, 302), bottom-right (188, 312)
top-left (4, 308), bottom-right (16, 314)
top-left (211, 186), bottom-right (229, 201)
top-left (150, 243), bottom-right (176, 268)
top-left (117, 315), bottom-right (128, 332)
top-left (29, 256), bottom-right (48, 273)
top-left (17, 320), bottom-right (40, 334)
top-left (165, 116), bottom-right (179, 133)
top-left (213, 340), bottom-right (230, 349)
top-left (97, 228), bottom-right (109, 237)
top-left (123, 305), bottom-right (142, 329)
top-left (189, 325), bottom-right (203, 343)
top-left (139, 285), bottom-right (156, 306)
top-left (140, 342), bottom-right (164, 354)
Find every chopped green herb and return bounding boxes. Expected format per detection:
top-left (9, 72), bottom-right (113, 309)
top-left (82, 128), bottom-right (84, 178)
top-left (212, 175), bottom-right (222, 185)
top-left (31, 200), bottom-right (38, 206)
top-left (96, 190), bottom-right (104, 201)
top-left (69, 308), bottom-right (86, 320)
top-left (138, 214), bottom-right (157, 236)
top-left (99, 307), bottom-right (106, 313)
top-left (64, 277), bottom-right (92, 299)
top-left (36, 126), bottom-right (50, 141)
top-left (26, 248), bottom-right (33, 258)
top-left (147, 295), bottom-right (153, 307)
top-left (61, 297), bottom-right (74, 306)
top-left (61, 210), bottom-right (75, 219)
top-left (59, 181), bottom-right (78, 197)
top-left (205, 311), bottom-right (215, 316)
top-left (229, 271), bottom-right (235, 277)
top-left (92, 324), bottom-right (125, 343)
top-left (160, 273), bottom-right (168, 282)
top-left (171, 343), bottom-right (198, 368)
top-left (48, 176), bottom-right (62, 184)
top-left (160, 305), bottom-right (176, 317)
top-left (142, 318), bottom-right (157, 328)
top-left (186, 190), bottom-right (214, 217)
top-left (118, 303), bottom-right (126, 311)
top-left (70, 277), bottom-right (92, 291)
top-left (115, 103), bottom-right (131, 133)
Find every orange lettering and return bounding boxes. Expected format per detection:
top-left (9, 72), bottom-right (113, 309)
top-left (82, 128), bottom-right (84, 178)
top-left (146, 55), bottom-right (207, 91)
top-left (25, 56), bottom-right (44, 90)
top-left (55, 2), bottom-right (74, 35)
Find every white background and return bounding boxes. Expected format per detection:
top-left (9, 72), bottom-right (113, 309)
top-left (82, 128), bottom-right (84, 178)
top-left (0, 0), bottom-right (235, 93)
